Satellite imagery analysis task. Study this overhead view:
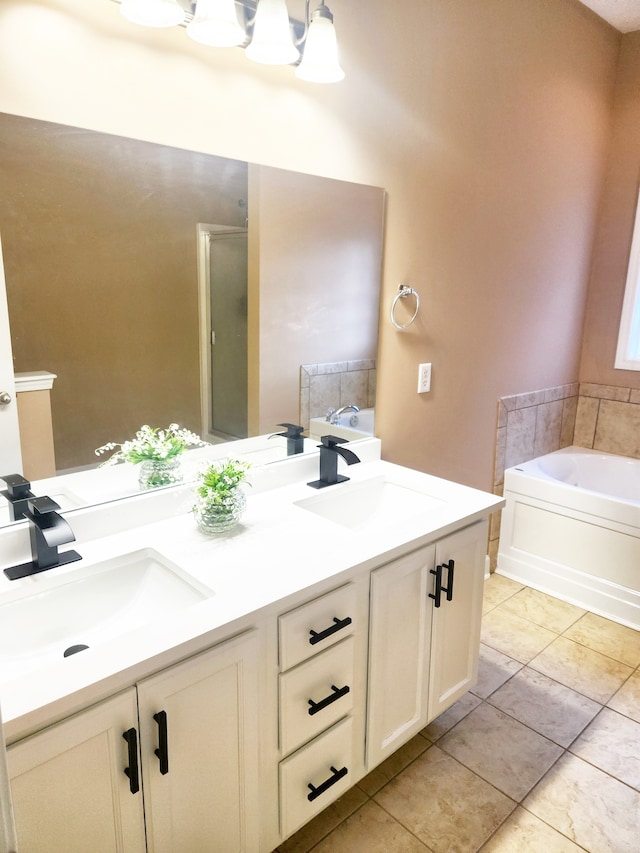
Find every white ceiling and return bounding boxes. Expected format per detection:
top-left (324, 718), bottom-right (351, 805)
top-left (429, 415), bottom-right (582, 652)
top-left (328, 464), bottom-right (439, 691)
top-left (577, 0), bottom-right (640, 33)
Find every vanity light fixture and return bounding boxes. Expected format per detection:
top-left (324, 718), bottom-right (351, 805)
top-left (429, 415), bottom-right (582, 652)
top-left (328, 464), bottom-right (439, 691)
top-left (113, 0), bottom-right (345, 83)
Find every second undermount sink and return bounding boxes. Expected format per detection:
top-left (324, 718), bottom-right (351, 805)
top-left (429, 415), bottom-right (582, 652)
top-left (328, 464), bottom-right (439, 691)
top-left (294, 476), bottom-right (446, 531)
top-left (0, 548), bottom-right (210, 678)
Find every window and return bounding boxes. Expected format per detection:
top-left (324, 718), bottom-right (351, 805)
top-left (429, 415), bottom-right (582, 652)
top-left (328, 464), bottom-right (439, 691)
top-left (615, 188), bottom-right (640, 370)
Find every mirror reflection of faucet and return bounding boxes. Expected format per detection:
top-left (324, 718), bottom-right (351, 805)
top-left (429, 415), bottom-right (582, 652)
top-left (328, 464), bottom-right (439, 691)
top-left (268, 423), bottom-right (306, 456)
top-left (325, 404), bottom-right (360, 427)
top-left (307, 435), bottom-right (361, 489)
top-left (0, 473), bottom-right (35, 522)
top-left (4, 495), bottom-right (81, 581)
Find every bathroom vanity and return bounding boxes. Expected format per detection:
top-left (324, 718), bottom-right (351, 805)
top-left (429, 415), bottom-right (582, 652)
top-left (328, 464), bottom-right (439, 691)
top-left (0, 441), bottom-right (502, 852)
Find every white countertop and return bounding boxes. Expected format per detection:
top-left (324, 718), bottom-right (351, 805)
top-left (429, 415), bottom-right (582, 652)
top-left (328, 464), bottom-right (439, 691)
top-left (0, 454), bottom-right (503, 743)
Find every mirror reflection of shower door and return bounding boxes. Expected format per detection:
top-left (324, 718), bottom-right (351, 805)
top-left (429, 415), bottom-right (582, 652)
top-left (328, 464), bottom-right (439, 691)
top-left (209, 230), bottom-right (248, 439)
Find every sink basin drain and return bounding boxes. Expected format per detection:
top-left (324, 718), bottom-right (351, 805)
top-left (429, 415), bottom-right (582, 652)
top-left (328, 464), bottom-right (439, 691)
top-left (63, 644), bottom-right (90, 658)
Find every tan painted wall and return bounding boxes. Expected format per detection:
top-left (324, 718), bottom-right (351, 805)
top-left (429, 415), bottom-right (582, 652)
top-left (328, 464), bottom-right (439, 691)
top-left (580, 31), bottom-right (640, 388)
top-left (0, 0), bottom-right (621, 490)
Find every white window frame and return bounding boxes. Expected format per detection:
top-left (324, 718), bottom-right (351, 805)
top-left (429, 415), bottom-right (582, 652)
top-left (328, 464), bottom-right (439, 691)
top-left (615, 187), bottom-right (640, 370)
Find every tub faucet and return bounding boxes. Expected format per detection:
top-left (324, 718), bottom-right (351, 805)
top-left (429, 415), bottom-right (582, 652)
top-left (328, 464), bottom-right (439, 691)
top-left (0, 473), bottom-right (35, 522)
top-left (4, 496), bottom-right (81, 581)
top-left (328, 404), bottom-right (360, 425)
top-left (308, 435), bottom-right (361, 489)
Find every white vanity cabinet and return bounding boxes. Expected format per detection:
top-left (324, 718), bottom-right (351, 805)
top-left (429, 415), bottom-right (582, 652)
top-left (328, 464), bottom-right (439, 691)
top-left (367, 521), bottom-right (487, 768)
top-left (7, 630), bottom-right (260, 853)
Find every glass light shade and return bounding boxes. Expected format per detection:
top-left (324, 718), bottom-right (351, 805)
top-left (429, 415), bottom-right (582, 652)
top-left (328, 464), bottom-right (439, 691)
top-left (186, 0), bottom-right (246, 47)
top-left (245, 0), bottom-right (299, 65)
top-left (296, 13), bottom-right (344, 83)
top-left (120, 0), bottom-right (185, 28)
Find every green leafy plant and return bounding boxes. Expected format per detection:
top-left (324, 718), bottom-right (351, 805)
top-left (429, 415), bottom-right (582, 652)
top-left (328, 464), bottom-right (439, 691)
top-left (194, 458), bottom-right (250, 514)
top-left (95, 424), bottom-right (205, 466)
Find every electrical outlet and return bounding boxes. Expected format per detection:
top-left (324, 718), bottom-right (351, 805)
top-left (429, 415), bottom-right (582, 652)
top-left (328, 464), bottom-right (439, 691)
top-left (417, 362), bottom-right (432, 394)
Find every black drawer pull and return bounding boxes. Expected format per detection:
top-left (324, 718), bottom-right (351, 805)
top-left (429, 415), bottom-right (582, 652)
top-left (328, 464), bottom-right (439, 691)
top-left (441, 559), bottom-right (455, 601)
top-left (122, 728), bottom-right (140, 794)
top-left (309, 616), bottom-right (352, 645)
top-left (308, 684), bottom-right (350, 716)
top-left (153, 710), bottom-right (169, 775)
top-left (429, 564), bottom-right (442, 608)
top-left (307, 765), bottom-right (348, 802)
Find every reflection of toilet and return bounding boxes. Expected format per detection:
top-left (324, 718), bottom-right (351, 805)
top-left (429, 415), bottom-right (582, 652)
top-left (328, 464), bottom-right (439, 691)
top-left (309, 408), bottom-right (375, 442)
top-left (15, 371), bottom-right (58, 479)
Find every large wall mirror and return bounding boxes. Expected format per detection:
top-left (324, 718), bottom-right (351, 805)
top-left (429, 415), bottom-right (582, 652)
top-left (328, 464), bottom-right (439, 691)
top-left (0, 112), bottom-right (385, 525)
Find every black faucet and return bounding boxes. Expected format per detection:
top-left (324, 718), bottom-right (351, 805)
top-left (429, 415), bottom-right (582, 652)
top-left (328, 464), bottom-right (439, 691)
top-left (0, 473), bottom-right (35, 521)
top-left (4, 496), bottom-right (81, 581)
top-left (308, 435), bottom-right (361, 489)
top-left (269, 423), bottom-right (306, 456)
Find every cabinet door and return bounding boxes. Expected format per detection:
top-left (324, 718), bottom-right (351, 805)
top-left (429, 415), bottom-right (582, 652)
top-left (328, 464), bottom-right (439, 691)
top-left (138, 630), bottom-right (260, 853)
top-left (427, 520), bottom-right (487, 722)
top-left (7, 689), bottom-right (145, 853)
top-left (366, 544), bottom-right (435, 769)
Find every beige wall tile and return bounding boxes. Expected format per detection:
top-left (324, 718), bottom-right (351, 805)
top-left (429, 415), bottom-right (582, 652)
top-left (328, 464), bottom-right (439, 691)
top-left (573, 396), bottom-right (599, 448)
top-left (533, 400), bottom-right (563, 457)
top-left (505, 407), bottom-right (537, 468)
top-left (560, 395), bottom-right (578, 446)
top-left (593, 399), bottom-right (640, 457)
top-left (579, 383), bottom-right (631, 401)
top-left (340, 369), bottom-right (369, 408)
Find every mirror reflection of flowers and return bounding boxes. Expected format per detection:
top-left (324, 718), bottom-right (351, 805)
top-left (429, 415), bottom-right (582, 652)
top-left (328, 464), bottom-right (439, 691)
top-left (95, 424), bottom-right (205, 466)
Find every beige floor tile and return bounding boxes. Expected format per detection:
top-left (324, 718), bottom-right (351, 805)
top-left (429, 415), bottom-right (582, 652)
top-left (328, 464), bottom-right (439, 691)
top-left (564, 611), bottom-right (640, 667)
top-left (471, 644), bottom-right (523, 699)
top-left (482, 574), bottom-right (524, 614)
top-left (499, 587), bottom-right (585, 634)
top-left (276, 786), bottom-right (368, 852)
top-left (374, 746), bottom-right (515, 853)
top-left (311, 800), bottom-right (431, 852)
top-left (357, 734), bottom-right (430, 797)
top-left (479, 806), bottom-right (583, 852)
top-left (570, 707), bottom-right (640, 790)
top-left (487, 667), bottom-right (601, 746)
top-left (524, 752), bottom-right (640, 852)
top-left (480, 608), bottom-right (556, 664)
top-left (529, 636), bottom-right (634, 704)
top-left (422, 691), bottom-right (482, 740)
top-left (438, 703), bottom-right (562, 801)
top-left (608, 669), bottom-right (640, 722)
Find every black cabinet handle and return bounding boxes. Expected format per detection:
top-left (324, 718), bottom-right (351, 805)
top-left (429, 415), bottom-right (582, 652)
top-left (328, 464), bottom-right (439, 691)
top-left (308, 684), bottom-right (350, 716)
top-left (122, 728), bottom-right (140, 794)
top-left (441, 559), bottom-right (455, 601)
top-left (429, 564), bottom-right (443, 608)
top-left (153, 711), bottom-right (169, 775)
top-left (307, 765), bottom-right (348, 802)
top-left (309, 616), bottom-right (352, 646)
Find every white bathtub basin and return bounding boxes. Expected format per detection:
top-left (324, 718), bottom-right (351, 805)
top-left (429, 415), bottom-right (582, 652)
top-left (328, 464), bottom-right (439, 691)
top-left (0, 549), bottom-right (210, 678)
top-left (295, 476), bottom-right (445, 531)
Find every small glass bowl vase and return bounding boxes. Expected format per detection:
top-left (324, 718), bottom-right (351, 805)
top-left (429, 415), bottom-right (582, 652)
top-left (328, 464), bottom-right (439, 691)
top-left (137, 457), bottom-right (183, 491)
top-left (194, 489), bottom-right (247, 535)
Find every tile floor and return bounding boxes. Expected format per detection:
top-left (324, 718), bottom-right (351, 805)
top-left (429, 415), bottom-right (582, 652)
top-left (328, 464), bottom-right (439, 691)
top-left (276, 574), bottom-right (640, 852)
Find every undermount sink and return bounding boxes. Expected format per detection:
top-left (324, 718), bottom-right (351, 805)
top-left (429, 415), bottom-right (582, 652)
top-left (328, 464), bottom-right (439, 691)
top-left (0, 549), bottom-right (210, 679)
top-left (294, 476), bottom-right (446, 531)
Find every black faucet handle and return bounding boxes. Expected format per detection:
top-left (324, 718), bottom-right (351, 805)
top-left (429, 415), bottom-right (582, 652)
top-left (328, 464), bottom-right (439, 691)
top-left (27, 495), bottom-right (62, 516)
top-left (319, 434), bottom-right (349, 448)
top-left (0, 473), bottom-right (32, 497)
top-left (277, 423), bottom-right (305, 437)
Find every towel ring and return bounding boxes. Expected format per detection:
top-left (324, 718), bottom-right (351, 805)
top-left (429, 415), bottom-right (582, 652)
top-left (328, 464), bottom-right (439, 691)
top-left (390, 284), bottom-right (420, 330)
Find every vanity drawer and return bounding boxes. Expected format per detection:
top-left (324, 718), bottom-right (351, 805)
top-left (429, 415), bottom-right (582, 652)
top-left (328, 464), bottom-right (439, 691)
top-left (279, 717), bottom-right (354, 839)
top-left (280, 637), bottom-right (355, 755)
top-left (279, 583), bottom-right (357, 671)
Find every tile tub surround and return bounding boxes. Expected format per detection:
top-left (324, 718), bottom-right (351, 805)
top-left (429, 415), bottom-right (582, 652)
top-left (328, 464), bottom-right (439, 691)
top-left (276, 575), bottom-right (640, 853)
top-left (299, 360), bottom-right (376, 432)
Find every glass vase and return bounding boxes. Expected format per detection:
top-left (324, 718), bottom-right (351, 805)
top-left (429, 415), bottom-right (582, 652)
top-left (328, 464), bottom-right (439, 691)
top-left (194, 489), bottom-right (247, 535)
top-left (137, 456), bottom-right (183, 491)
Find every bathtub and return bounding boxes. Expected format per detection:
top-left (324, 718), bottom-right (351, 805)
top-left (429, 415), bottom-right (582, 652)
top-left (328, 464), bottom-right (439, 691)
top-left (309, 408), bottom-right (375, 443)
top-left (497, 446), bottom-right (640, 629)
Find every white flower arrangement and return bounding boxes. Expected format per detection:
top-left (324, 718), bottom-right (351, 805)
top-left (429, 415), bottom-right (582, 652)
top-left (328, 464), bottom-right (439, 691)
top-left (95, 423), bottom-right (206, 466)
